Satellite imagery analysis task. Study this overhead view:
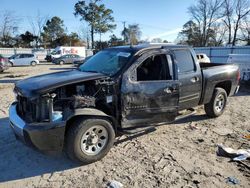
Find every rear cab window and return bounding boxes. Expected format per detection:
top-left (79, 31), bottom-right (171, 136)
top-left (173, 49), bottom-right (196, 73)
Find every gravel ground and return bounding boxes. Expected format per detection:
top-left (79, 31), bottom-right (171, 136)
top-left (0, 65), bottom-right (249, 188)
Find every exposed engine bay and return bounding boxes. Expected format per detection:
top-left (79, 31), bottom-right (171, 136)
top-left (16, 78), bottom-right (116, 123)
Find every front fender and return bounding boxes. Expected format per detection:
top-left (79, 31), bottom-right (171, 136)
top-left (66, 108), bottom-right (118, 131)
top-left (72, 108), bottom-right (109, 117)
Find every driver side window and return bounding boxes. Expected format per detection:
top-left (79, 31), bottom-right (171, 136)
top-left (136, 54), bottom-right (171, 81)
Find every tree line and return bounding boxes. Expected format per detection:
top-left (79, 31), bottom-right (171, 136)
top-left (0, 0), bottom-right (143, 50)
top-left (0, 11), bottom-right (84, 48)
top-left (0, 0), bottom-right (249, 49)
top-left (177, 0), bottom-right (250, 46)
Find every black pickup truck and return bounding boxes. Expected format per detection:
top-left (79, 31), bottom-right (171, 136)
top-left (9, 44), bottom-right (240, 163)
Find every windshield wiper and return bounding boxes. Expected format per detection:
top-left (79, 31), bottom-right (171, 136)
top-left (82, 70), bottom-right (99, 73)
top-left (80, 69), bottom-right (110, 75)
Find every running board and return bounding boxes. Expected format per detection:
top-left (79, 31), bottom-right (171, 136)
top-left (120, 108), bottom-right (196, 134)
top-left (175, 108), bottom-right (196, 121)
top-left (120, 126), bottom-right (156, 135)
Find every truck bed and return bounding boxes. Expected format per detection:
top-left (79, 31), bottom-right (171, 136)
top-left (199, 62), bottom-right (239, 105)
top-left (199, 62), bottom-right (228, 69)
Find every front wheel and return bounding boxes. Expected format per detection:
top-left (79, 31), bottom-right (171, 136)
top-left (204, 87), bottom-right (227, 118)
top-left (66, 117), bottom-right (115, 164)
top-left (8, 62), bottom-right (13, 67)
top-left (31, 61), bottom-right (37, 66)
top-left (59, 60), bottom-right (64, 65)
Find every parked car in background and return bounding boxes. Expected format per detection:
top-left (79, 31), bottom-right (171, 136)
top-left (196, 53), bottom-right (210, 63)
top-left (8, 53), bottom-right (39, 66)
top-left (73, 55), bottom-right (92, 67)
top-left (227, 54), bottom-right (250, 81)
top-left (0, 54), bottom-right (9, 72)
top-left (52, 54), bottom-right (84, 65)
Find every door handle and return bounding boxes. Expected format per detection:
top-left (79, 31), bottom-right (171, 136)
top-left (164, 87), bottom-right (177, 93)
top-left (190, 77), bottom-right (199, 83)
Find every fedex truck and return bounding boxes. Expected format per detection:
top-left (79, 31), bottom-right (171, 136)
top-left (45, 46), bottom-right (86, 61)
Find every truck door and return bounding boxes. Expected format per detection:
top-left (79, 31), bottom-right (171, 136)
top-left (173, 49), bottom-right (202, 110)
top-left (121, 49), bottom-right (179, 128)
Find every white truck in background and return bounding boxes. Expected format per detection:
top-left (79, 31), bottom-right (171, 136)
top-left (196, 53), bottom-right (210, 63)
top-left (227, 54), bottom-right (250, 81)
top-left (45, 46), bottom-right (86, 61)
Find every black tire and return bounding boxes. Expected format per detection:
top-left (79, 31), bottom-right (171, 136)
top-left (66, 117), bottom-right (115, 164)
top-left (204, 87), bottom-right (227, 118)
top-left (59, 60), bottom-right (64, 65)
top-left (31, 61), bottom-right (37, 66)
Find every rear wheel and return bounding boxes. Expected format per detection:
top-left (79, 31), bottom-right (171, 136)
top-left (31, 61), bottom-right (37, 66)
top-left (66, 117), bottom-right (115, 164)
top-left (204, 87), bottom-right (227, 118)
top-left (59, 60), bottom-right (64, 65)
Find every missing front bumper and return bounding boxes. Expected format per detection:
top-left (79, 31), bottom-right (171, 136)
top-left (9, 103), bottom-right (66, 152)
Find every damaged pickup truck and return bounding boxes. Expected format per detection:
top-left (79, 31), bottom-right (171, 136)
top-left (9, 44), bottom-right (240, 163)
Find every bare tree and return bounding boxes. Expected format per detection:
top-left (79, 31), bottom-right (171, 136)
top-left (0, 11), bottom-right (20, 47)
top-left (122, 24), bottom-right (141, 45)
top-left (240, 16), bottom-right (250, 45)
top-left (222, 0), bottom-right (250, 45)
top-left (232, 0), bottom-right (250, 45)
top-left (77, 24), bottom-right (90, 48)
top-left (210, 22), bottom-right (227, 46)
top-left (221, 0), bottom-right (234, 44)
top-left (188, 0), bottom-right (223, 46)
top-left (28, 10), bottom-right (48, 48)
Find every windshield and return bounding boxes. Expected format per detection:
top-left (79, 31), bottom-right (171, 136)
top-left (9, 54), bottom-right (17, 59)
top-left (51, 50), bottom-right (61, 55)
top-left (79, 50), bottom-right (132, 76)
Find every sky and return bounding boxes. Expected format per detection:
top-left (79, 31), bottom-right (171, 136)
top-left (1, 0), bottom-right (196, 42)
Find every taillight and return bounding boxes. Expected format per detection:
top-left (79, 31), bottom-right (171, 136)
top-left (237, 70), bottom-right (240, 81)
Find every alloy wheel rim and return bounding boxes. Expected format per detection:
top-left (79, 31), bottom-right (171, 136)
top-left (215, 94), bottom-right (225, 112)
top-left (80, 125), bottom-right (108, 155)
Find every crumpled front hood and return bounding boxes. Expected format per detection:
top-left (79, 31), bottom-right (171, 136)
top-left (15, 70), bottom-right (107, 98)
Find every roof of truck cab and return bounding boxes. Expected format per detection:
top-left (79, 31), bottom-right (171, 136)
top-left (107, 43), bottom-right (190, 54)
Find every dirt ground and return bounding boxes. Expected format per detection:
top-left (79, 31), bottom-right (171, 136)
top-left (0, 64), bottom-right (249, 188)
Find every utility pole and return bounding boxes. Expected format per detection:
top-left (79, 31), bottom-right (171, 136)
top-left (122, 21), bottom-right (126, 43)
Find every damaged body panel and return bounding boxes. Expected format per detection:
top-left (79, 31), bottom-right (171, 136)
top-left (121, 49), bottom-right (179, 128)
top-left (9, 44), bottom-right (240, 157)
top-left (11, 74), bottom-right (118, 152)
top-left (15, 70), bottom-right (107, 98)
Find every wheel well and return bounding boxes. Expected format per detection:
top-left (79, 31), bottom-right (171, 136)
top-left (65, 115), bottom-right (117, 139)
top-left (215, 81), bottom-right (232, 96)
